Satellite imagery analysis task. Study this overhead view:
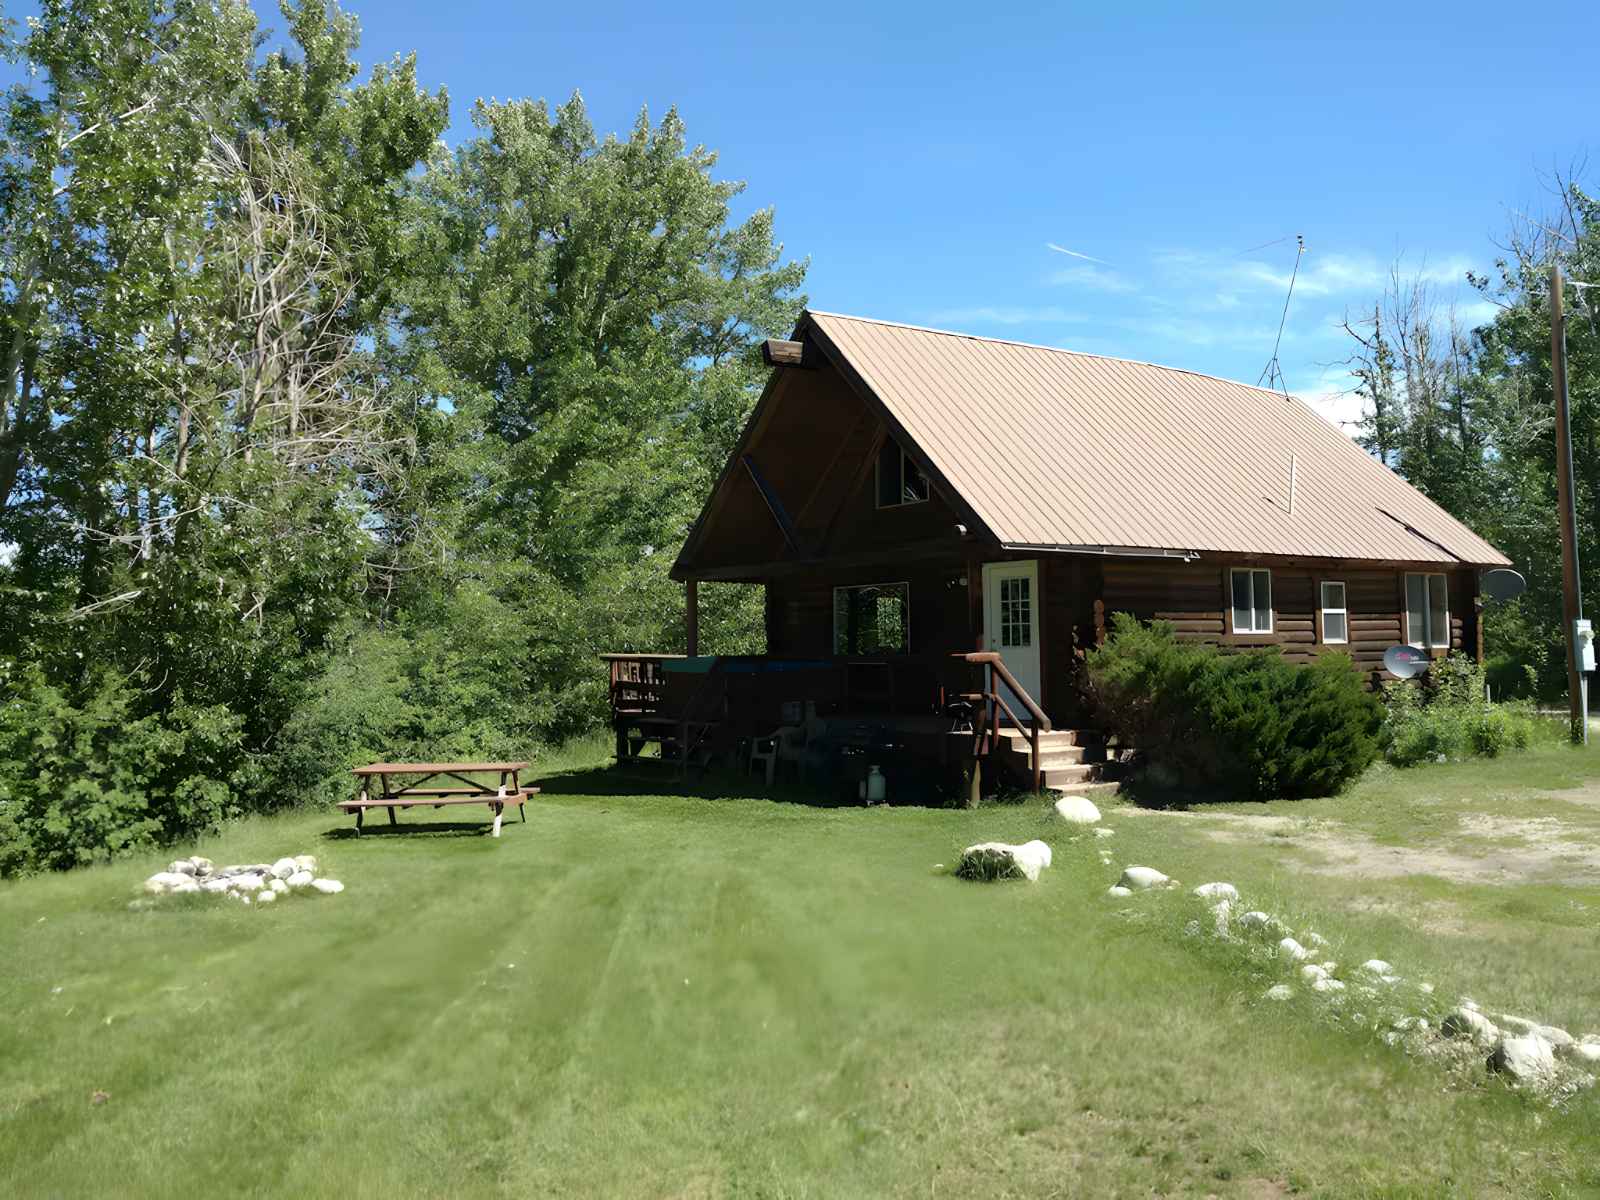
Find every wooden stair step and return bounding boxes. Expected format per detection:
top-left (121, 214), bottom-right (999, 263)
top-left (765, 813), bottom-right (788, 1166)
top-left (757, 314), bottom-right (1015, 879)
top-left (1047, 780), bottom-right (1122, 798)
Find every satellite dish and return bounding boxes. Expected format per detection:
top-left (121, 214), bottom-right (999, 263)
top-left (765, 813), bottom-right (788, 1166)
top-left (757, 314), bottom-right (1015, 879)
top-left (1482, 568), bottom-right (1527, 602)
top-left (1383, 644), bottom-right (1429, 679)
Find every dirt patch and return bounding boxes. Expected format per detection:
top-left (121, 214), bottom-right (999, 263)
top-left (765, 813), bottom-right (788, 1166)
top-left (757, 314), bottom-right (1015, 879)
top-left (1123, 805), bottom-right (1600, 885)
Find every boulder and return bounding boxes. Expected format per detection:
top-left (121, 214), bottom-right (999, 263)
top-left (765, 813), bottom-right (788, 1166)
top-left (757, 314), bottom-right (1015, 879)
top-left (310, 878), bottom-right (345, 895)
top-left (1561, 1037), bottom-right (1600, 1065)
top-left (1303, 931), bottom-right (1329, 950)
top-left (293, 855), bottom-right (318, 872)
top-left (1052, 796), bottom-right (1101, 825)
top-left (1490, 1034), bottom-right (1557, 1083)
top-left (1093, 827), bottom-right (1115, 839)
top-left (190, 857), bottom-right (213, 875)
top-left (1264, 984), bottom-right (1294, 1001)
top-left (1277, 937), bottom-right (1310, 963)
top-left (268, 878), bottom-right (289, 895)
top-left (256, 889), bottom-right (277, 905)
top-left (1440, 1006), bottom-right (1501, 1047)
top-left (270, 858), bottom-right (298, 880)
top-left (143, 872), bottom-right (192, 895)
top-left (168, 860), bottom-right (197, 876)
top-left (1300, 964), bottom-right (1329, 983)
top-left (1359, 959), bottom-right (1393, 975)
top-left (1192, 882), bottom-right (1239, 902)
top-left (1311, 977), bottom-right (1346, 994)
top-left (169, 877), bottom-right (200, 894)
top-left (957, 841), bottom-right (1053, 882)
top-left (1495, 1014), bottom-right (1574, 1048)
top-left (286, 871), bottom-right (315, 890)
top-left (230, 874), bottom-right (265, 893)
top-left (1117, 866), bottom-right (1169, 891)
top-left (1107, 885), bottom-right (1133, 897)
top-left (200, 878), bottom-right (230, 894)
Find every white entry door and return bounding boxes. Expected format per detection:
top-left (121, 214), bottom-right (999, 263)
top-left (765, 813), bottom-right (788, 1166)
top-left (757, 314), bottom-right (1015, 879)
top-left (981, 559), bottom-right (1042, 724)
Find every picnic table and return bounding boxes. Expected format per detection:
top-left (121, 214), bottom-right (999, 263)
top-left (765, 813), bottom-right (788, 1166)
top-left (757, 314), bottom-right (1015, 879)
top-left (340, 762), bottom-right (538, 837)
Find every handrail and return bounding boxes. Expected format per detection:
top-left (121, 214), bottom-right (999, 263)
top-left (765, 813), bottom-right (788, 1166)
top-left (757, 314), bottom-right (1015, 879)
top-left (953, 652), bottom-right (1051, 730)
top-left (952, 651), bottom-right (1050, 793)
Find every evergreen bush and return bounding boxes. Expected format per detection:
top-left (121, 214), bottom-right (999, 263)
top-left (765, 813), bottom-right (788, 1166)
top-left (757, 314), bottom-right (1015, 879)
top-left (1084, 614), bottom-right (1382, 801)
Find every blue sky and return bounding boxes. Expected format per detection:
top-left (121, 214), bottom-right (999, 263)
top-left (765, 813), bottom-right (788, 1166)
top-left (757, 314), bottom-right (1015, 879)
top-left (32, 2), bottom-right (1600, 428)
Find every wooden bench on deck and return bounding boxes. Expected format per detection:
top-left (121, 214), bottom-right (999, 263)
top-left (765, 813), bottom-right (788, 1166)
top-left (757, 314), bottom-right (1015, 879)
top-left (341, 762), bottom-right (538, 838)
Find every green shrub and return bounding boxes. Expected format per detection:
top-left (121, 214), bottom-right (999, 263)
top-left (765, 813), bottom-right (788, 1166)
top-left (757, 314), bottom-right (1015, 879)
top-left (0, 662), bottom-right (246, 876)
top-left (1381, 654), bottom-right (1543, 766)
top-left (1084, 614), bottom-right (1382, 802)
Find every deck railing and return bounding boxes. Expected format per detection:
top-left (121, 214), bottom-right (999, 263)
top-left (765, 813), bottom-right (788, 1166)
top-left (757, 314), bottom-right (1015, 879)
top-left (601, 650), bottom-right (1052, 788)
top-left (602, 653), bottom-right (683, 719)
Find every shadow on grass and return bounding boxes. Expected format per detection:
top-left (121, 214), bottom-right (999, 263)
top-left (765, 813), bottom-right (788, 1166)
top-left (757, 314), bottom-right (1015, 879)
top-left (536, 761), bottom-right (960, 810)
top-left (321, 820), bottom-right (509, 841)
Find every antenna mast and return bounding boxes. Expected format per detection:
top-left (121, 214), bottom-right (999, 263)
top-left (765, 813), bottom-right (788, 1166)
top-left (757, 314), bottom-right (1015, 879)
top-left (1257, 234), bottom-right (1305, 394)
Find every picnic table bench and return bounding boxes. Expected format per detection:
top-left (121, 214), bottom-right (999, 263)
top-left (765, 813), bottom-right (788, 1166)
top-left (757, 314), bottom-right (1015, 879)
top-left (341, 762), bottom-right (538, 837)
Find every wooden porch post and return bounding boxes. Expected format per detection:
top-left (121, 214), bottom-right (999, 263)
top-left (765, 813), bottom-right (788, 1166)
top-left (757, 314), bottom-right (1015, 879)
top-left (686, 579), bottom-right (700, 657)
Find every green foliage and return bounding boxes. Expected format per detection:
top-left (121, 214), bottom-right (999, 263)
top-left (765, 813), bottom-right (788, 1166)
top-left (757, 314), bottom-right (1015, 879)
top-left (1085, 614), bottom-right (1382, 801)
top-left (0, 663), bottom-right (245, 875)
top-left (0, 2), bottom-right (798, 874)
top-left (1380, 653), bottom-right (1544, 767)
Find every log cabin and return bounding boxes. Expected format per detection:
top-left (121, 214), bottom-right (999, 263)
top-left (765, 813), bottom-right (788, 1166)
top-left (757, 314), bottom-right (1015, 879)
top-left (606, 311), bottom-right (1510, 799)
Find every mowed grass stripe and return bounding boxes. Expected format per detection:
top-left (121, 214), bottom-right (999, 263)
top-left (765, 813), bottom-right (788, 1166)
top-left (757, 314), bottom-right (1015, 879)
top-left (4, 749), bottom-right (1600, 1195)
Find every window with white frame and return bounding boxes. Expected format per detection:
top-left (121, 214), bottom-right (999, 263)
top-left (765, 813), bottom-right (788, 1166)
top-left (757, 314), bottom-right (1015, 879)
top-left (1405, 572), bottom-right (1450, 649)
top-left (1320, 580), bottom-right (1348, 644)
top-left (876, 440), bottom-right (930, 507)
top-left (833, 582), bottom-right (910, 655)
top-left (1230, 568), bottom-right (1273, 633)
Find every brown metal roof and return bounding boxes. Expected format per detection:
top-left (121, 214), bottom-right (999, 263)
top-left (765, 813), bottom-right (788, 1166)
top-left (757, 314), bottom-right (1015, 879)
top-left (805, 311), bottom-right (1510, 566)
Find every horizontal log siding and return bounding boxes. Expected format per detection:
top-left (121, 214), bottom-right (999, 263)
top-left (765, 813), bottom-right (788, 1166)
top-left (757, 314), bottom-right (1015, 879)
top-left (1089, 559), bottom-right (1477, 682)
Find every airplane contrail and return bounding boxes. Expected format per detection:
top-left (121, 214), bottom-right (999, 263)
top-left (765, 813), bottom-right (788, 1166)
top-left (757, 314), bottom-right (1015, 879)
top-left (1046, 242), bottom-right (1110, 266)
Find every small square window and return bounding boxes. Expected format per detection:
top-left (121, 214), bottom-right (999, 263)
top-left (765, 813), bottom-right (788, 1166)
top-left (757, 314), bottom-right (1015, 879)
top-left (1320, 580), bottom-right (1348, 644)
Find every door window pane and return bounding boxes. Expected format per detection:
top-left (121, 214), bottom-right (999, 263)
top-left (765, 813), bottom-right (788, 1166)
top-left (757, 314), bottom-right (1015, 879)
top-left (999, 576), bottom-right (1031, 647)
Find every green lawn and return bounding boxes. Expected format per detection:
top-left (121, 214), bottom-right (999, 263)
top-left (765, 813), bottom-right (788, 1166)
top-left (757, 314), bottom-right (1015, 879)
top-left (4, 742), bottom-right (1600, 1198)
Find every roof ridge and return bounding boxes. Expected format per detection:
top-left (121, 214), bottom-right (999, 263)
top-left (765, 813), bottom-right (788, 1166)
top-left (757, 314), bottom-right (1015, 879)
top-left (804, 309), bottom-right (1298, 400)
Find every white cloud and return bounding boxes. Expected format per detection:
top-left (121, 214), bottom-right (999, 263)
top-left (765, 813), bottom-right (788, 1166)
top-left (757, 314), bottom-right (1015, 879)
top-left (923, 305), bottom-right (1089, 328)
top-left (1045, 264), bottom-right (1139, 293)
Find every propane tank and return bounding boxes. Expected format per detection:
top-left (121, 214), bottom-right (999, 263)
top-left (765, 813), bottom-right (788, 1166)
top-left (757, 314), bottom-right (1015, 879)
top-left (865, 765), bottom-right (887, 805)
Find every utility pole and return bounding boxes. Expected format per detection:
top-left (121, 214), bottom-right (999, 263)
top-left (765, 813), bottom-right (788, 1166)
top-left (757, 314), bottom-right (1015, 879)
top-left (1550, 264), bottom-right (1588, 744)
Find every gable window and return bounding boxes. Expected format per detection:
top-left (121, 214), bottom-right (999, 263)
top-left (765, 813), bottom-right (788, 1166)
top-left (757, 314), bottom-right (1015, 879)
top-left (833, 582), bottom-right (910, 655)
top-left (1230, 568), bottom-right (1273, 634)
top-left (1319, 580), bottom-right (1348, 644)
top-left (876, 441), bottom-right (930, 507)
top-left (1405, 572), bottom-right (1450, 649)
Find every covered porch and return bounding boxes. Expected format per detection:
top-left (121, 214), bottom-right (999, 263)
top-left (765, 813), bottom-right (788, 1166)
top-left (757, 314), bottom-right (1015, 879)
top-left (602, 646), bottom-right (1082, 802)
